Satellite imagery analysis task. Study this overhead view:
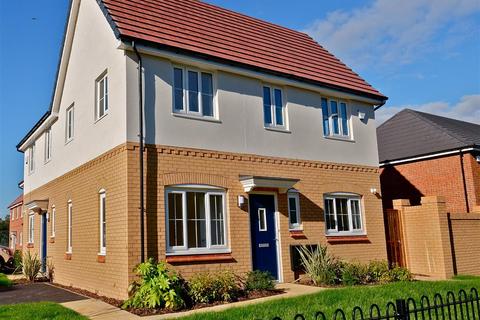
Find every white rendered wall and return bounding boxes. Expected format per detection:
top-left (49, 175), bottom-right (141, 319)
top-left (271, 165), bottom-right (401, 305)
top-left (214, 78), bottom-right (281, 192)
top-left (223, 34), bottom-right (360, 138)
top-left (23, 0), bottom-right (127, 193)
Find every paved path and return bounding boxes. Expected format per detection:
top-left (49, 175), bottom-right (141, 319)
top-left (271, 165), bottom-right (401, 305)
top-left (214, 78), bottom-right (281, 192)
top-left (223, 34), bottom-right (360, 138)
top-left (0, 282), bottom-right (87, 305)
top-left (62, 299), bottom-right (138, 320)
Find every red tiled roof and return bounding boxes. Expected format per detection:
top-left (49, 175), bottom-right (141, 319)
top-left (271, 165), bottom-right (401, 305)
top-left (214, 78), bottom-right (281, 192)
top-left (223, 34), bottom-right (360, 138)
top-left (101, 0), bottom-right (386, 101)
top-left (7, 194), bottom-right (23, 209)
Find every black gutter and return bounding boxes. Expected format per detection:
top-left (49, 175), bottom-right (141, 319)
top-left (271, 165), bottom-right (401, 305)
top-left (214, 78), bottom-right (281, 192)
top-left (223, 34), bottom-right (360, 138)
top-left (16, 111), bottom-right (50, 151)
top-left (459, 151), bottom-right (470, 213)
top-left (133, 41), bottom-right (145, 264)
top-left (374, 100), bottom-right (386, 111)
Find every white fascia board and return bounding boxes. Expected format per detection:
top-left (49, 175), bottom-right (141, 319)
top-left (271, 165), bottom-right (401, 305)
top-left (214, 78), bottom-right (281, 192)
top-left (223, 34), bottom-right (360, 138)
top-left (119, 43), bottom-right (384, 106)
top-left (379, 147), bottom-right (479, 167)
top-left (18, 113), bottom-right (59, 152)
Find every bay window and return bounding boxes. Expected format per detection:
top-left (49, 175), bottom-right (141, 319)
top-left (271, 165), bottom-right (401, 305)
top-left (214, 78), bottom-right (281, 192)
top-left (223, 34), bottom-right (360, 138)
top-left (166, 187), bottom-right (227, 254)
top-left (324, 194), bottom-right (363, 235)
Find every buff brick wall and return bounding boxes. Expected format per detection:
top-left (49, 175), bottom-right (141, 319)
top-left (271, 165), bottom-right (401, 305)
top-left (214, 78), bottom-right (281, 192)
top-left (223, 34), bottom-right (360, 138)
top-left (126, 143), bottom-right (388, 283)
top-left (380, 153), bottom-right (480, 214)
top-left (22, 145), bottom-right (130, 299)
top-left (393, 196), bottom-right (480, 279)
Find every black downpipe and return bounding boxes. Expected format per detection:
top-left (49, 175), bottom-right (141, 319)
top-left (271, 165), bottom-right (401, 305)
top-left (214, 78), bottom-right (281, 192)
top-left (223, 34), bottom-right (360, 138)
top-left (459, 151), bottom-right (470, 213)
top-left (133, 41), bottom-right (145, 263)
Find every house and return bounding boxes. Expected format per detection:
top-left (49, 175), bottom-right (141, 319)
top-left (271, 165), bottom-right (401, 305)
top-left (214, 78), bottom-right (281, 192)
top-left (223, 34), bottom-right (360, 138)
top-left (378, 109), bottom-right (480, 214)
top-left (17, 0), bottom-right (388, 299)
top-left (8, 194), bottom-right (23, 252)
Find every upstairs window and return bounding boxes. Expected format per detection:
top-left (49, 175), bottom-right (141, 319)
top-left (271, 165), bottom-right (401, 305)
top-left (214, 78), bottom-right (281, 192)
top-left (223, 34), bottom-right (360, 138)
top-left (44, 128), bottom-right (52, 162)
top-left (263, 86), bottom-right (285, 129)
top-left (322, 98), bottom-right (350, 138)
top-left (166, 187), bottom-right (227, 253)
top-left (324, 193), bottom-right (363, 235)
top-left (28, 144), bottom-right (35, 174)
top-left (173, 67), bottom-right (215, 118)
top-left (66, 105), bottom-right (74, 142)
top-left (96, 72), bottom-right (109, 120)
top-left (288, 191), bottom-right (301, 230)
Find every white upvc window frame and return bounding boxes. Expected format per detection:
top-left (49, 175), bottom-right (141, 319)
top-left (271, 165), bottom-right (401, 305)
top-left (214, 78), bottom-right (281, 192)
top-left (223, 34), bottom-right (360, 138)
top-left (287, 191), bottom-right (302, 230)
top-left (44, 127), bottom-right (52, 163)
top-left (322, 98), bottom-right (351, 139)
top-left (99, 190), bottom-right (106, 255)
top-left (67, 200), bottom-right (73, 253)
top-left (263, 85), bottom-right (287, 130)
top-left (19, 232), bottom-right (22, 247)
top-left (172, 66), bottom-right (217, 119)
top-left (51, 206), bottom-right (56, 237)
top-left (28, 213), bottom-right (34, 243)
top-left (65, 104), bottom-right (74, 143)
top-left (165, 186), bottom-right (228, 255)
top-left (95, 72), bottom-right (109, 121)
top-left (324, 193), bottom-right (364, 236)
top-left (28, 144), bottom-right (35, 174)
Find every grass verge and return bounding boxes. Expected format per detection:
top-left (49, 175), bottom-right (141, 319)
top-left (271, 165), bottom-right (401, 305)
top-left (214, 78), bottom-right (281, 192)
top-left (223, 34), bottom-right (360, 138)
top-left (0, 302), bottom-right (87, 320)
top-left (179, 276), bottom-right (480, 320)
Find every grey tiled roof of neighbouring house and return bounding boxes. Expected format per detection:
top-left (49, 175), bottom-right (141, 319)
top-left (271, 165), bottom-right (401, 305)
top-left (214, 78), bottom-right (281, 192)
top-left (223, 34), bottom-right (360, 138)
top-left (377, 109), bottom-right (480, 163)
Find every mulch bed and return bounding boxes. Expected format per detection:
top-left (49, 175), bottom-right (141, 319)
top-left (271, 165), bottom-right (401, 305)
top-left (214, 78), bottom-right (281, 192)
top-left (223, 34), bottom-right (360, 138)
top-left (50, 283), bottom-right (284, 317)
top-left (126, 289), bottom-right (284, 317)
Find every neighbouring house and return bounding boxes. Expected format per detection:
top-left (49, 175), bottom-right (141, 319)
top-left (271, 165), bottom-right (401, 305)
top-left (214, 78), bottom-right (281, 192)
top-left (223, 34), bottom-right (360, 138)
top-left (378, 109), bottom-right (480, 214)
top-left (17, 0), bottom-right (388, 299)
top-left (378, 109), bottom-right (480, 273)
top-left (8, 194), bottom-right (23, 252)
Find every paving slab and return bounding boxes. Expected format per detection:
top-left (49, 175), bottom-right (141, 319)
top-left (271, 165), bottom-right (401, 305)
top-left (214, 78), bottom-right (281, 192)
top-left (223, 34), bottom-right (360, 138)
top-left (62, 298), bottom-right (139, 320)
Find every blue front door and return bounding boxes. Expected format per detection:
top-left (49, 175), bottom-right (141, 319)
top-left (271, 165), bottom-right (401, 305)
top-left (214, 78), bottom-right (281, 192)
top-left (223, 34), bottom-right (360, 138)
top-left (249, 194), bottom-right (278, 280)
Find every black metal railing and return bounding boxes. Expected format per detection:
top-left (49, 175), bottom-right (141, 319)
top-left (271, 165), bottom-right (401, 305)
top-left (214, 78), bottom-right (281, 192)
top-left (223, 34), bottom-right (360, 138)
top-left (270, 287), bottom-right (479, 320)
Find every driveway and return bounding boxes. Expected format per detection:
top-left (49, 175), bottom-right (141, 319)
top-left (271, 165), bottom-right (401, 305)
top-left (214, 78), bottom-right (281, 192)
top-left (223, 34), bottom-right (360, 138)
top-left (0, 282), bottom-right (87, 305)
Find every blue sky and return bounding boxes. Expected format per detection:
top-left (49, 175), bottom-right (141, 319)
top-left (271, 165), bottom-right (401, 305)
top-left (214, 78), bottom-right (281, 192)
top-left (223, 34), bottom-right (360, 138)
top-left (0, 0), bottom-right (479, 217)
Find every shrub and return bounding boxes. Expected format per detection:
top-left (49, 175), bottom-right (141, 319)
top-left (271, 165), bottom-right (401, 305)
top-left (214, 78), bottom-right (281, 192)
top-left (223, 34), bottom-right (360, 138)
top-left (47, 258), bottom-right (55, 282)
top-left (0, 273), bottom-right (12, 288)
top-left (341, 262), bottom-right (368, 286)
top-left (245, 270), bottom-right (275, 292)
top-left (21, 251), bottom-right (41, 282)
top-left (189, 270), bottom-right (241, 304)
top-left (298, 244), bottom-right (339, 286)
top-left (123, 259), bottom-right (186, 310)
top-left (13, 250), bottom-right (22, 269)
top-left (386, 266), bottom-right (412, 282)
top-left (366, 260), bottom-right (390, 283)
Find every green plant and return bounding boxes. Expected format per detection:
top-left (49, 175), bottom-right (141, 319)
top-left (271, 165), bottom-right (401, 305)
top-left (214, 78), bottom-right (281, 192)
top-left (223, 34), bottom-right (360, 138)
top-left (298, 244), bottom-right (339, 286)
top-left (123, 259), bottom-right (186, 310)
top-left (244, 270), bottom-right (275, 292)
top-left (366, 260), bottom-right (390, 283)
top-left (387, 266), bottom-right (412, 282)
top-left (21, 251), bottom-right (41, 282)
top-left (188, 270), bottom-right (241, 304)
top-left (341, 262), bottom-right (369, 286)
top-left (0, 273), bottom-right (12, 288)
top-left (13, 250), bottom-right (22, 269)
top-left (47, 258), bottom-right (55, 282)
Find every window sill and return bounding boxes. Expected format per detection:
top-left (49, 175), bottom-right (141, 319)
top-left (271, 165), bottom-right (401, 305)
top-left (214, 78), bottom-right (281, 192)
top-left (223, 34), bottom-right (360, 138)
top-left (97, 254), bottom-right (106, 263)
top-left (324, 136), bottom-right (355, 143)
top-left (49, 237), bottom-right (55, 244)
top-left (172, 112), bottom-right (221, 123)
top-left (65, 252), bottom-right (72, 260)
top-left (264, 126), bottom-right (291, 134)
top-left (94, 113), bottom-right (108, 124)
top-left (27, 243), bottom-right (34, 248)
top-left (326, 235), bottom-right (369, 244)
top-left (289, 229), bottom-right (307, 239)
top-left (166, 253), bottom-right (234, 264)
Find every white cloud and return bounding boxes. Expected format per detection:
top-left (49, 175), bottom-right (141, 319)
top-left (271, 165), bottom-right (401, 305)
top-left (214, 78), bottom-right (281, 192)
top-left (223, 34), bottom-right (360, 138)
top-left (304, 0), bottom-right (480, 70)
top-left (376, 94), bottom-right (480, 125)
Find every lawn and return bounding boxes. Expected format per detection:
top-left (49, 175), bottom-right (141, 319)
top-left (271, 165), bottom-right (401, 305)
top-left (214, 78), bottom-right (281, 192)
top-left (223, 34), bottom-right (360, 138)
top-left (0, 273), bottom-right (12, 287)
top-left (0, 302), bottom-right (87, 320)
top-left (179, 276), bottom-right (480, 320)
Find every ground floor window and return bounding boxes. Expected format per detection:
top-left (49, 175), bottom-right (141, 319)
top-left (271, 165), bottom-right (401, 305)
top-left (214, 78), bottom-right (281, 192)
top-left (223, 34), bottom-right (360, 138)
top-left (166, 186), bottom-right (227, 253)
top-left (288, 191), bottom-right (301, 230)
top-left (99, 190), bottom-right (106, 255)
top-left (67, 201), bottom-right (72, 253)
top-left (28, 214), bottom-right (34, 243)
top-left (324, 193), bottom-right (363, 235)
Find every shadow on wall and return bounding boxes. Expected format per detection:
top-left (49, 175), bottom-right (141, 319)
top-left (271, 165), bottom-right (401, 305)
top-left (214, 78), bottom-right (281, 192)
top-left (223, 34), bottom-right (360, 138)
top-left (380, 166), bottom-right (424, 210)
